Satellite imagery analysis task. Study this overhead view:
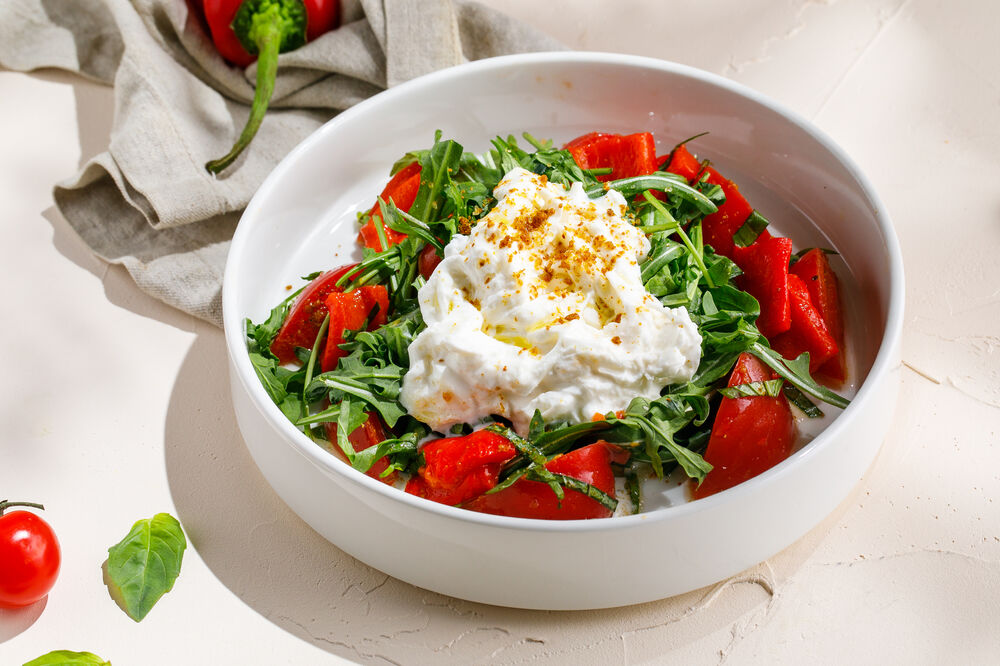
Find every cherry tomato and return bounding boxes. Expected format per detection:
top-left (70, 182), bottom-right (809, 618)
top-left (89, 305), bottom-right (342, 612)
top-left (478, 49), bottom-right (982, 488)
top-left (0, 502), bottom-right (61, 607)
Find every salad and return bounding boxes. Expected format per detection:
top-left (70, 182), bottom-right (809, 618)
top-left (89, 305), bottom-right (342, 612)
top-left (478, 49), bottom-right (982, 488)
top-left (245, 129), bottom-right (850, 519)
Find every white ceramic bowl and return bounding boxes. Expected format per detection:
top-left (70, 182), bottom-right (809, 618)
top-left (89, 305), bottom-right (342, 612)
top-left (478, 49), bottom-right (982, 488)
top-left (223, 52), bottom-right (903, 610)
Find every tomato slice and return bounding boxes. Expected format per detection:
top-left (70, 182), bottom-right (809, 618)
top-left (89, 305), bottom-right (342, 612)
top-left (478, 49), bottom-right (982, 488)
top-left (770, 274), bottom-right (839, 372)
top-left (321, 285), bottom-right (389, 372)
top-left (564, 131), bottom-right (659, 182)
top-left (693, 353), bottom-right (797, 499)
top-left (790, 249), bottom-right (846, 381)
top-left (464, 442), bottom-right (621, 520)
top-left (358, 162), bottom-right (422, 251)
top-left (269, 263), bottom-right (357, 365)
top-left (405, 430), bottom-right (518, 506)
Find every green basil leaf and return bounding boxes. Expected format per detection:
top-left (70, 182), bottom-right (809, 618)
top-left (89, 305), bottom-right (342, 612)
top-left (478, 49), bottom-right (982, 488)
top-left (732, 210), bottom-right (770, 248)
top-left (23, 651), bottom-right (111, 666)
top-left (106, 513), bottom-right (186, 622)
top-left (783, 384), bottom-right (825, 418)
top-left (750, 342), bottom-right (850, 409)
top-left (719, 379), bottom-right (784, 398)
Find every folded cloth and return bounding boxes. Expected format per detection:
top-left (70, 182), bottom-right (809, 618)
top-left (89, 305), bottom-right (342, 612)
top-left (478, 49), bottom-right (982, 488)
top-left (0, 0), bottom-right (561, 325)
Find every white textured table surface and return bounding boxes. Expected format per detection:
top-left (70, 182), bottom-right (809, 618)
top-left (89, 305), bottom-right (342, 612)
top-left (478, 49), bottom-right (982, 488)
top-left (3, 1), bottom-right (999, 664)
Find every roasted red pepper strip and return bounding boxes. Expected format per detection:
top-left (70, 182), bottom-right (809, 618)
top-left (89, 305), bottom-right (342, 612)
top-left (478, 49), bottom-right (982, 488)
top-left (700, 167), bottom-right (766, 259)
top-left (202, 0), bottom-right (341, 173)
top-left (357, 162), bottom-right (422, 251)
top-left (325, 411), bottom-right (395, 484)
top-left (662, 143), bottom-right (702, 182)
top-left (464, 441), bottom-right (621, 520)
top-left (418, 243), bottom-right (443, 280)
top-left (770, 274), bottom-right (839, 373)
top-left (269, 263), bottom-right (356, 365)
top-left (693, 353), bottom-right (796, 499)
top-left (321, 285), bottom-right (388, 372)
top-left (564, 132), bottom-right (659, 182)
top-left (790, 249), bottom-right (846, 381)
top-left (404, 430), bottom-right (517, 506)
top-left (732, 236), bottom-right (793, 338)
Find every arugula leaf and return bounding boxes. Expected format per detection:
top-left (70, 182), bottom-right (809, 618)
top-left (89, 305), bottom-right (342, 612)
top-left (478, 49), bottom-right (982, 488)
top-left (23, 651), bottom-right (111, 666)
top-left (106, 513), bottom-right (186, 622)
top-left (410, 136), bottom-right (464, 225)
top-left (587, 172), bottom-right (718, 214)
top-left (751, 342), bottom-right (850, 409)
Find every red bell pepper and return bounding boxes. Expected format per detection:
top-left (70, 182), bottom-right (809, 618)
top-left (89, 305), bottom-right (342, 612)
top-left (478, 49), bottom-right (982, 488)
top-left (564, 132), bottom-right (659, 182)
top-left (357, 162), bottom-right (423, 251)
top-left (325, 411), bottom-right (395, 484)
top-left (404, 430), bottom-right (518, 506)
top-left (269, 263), bottom-right (356, 365)
top-left (464, 442), bottom-right (622, 520)
top-left (321, 285), bottom-right (388, 372)
top-left (693, 353), bottom-right (796, 499)
top-left (790, 249), bottom-right (846, 381)
top-left (731, 236), bottom-right (793, 338)
top-left (662, 143), bottom-right (702, 182)
top-left (700, 167), bottom-right (767, 259)
top-left (770, 274), bottom-right (839, 373)
top-left (202, 0), bottom-right (341, 173)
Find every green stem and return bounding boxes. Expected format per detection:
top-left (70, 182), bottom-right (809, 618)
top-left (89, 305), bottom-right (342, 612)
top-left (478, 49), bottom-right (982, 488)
top-left (303, 314), bottom-right (330, 401)
top-left (0, 500), bottom-right (45, 516)
top-left (642, 191), bottom-right (716, 288)
top-left (205, 18), bottom-right (282, 174)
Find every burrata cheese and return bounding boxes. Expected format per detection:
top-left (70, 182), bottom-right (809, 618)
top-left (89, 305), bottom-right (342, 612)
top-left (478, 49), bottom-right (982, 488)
top-left (399, 167), bottom-right (702, 434)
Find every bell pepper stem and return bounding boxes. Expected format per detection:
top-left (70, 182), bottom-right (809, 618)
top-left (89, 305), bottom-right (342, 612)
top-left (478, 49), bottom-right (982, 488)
top-left (0, 500), bottom-right (46, 516)
top-left (205, 17), bottom-right (283, 175)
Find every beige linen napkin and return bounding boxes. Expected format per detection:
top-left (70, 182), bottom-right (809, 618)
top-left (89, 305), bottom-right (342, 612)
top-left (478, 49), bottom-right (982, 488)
top-left (0, 0), bottom-right (561, 324)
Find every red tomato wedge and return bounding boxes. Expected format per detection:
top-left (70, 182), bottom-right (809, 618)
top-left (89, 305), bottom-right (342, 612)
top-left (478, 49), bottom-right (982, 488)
top-left (464, 442), bottom-right (621, 520)
top-left (269, 263), bottom-right (357, 365)
top-left (693, 353), bottom-right (797, 499)
top-left (770, 274), bottom-right (839, 373)
top-left (732, 236), bottom-right (793, 338)
top-left (564, 131), bottom-right (659, 182)
top-left (790, 249), bottom-right (846, 381)
top-left (321, 285), bottom-right (389, 372)
top-left (405, 430), bottom-right (518, 506)
top-left (325, 411), bottom-right (396, 484)
top-left (358, 162), bottom-right (422, 251)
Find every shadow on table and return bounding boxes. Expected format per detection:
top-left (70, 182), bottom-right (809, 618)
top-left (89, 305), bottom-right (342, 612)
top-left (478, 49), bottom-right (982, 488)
top-left (0, 599), bottom-right (47, 645)
top-left (161, 332), bottom-right (847, 665)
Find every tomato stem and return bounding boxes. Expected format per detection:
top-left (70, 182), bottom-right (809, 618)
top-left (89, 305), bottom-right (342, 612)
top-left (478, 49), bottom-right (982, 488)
top-left (0, 500), bottom-right (45, 516)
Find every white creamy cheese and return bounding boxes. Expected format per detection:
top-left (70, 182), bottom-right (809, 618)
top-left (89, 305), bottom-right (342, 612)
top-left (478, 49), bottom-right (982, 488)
top-left (399, 167), bottom-right (702, 434)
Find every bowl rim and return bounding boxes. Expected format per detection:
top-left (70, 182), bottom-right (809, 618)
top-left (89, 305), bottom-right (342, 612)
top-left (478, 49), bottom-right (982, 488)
top-left (222, 50), bottom-right (905, 534)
